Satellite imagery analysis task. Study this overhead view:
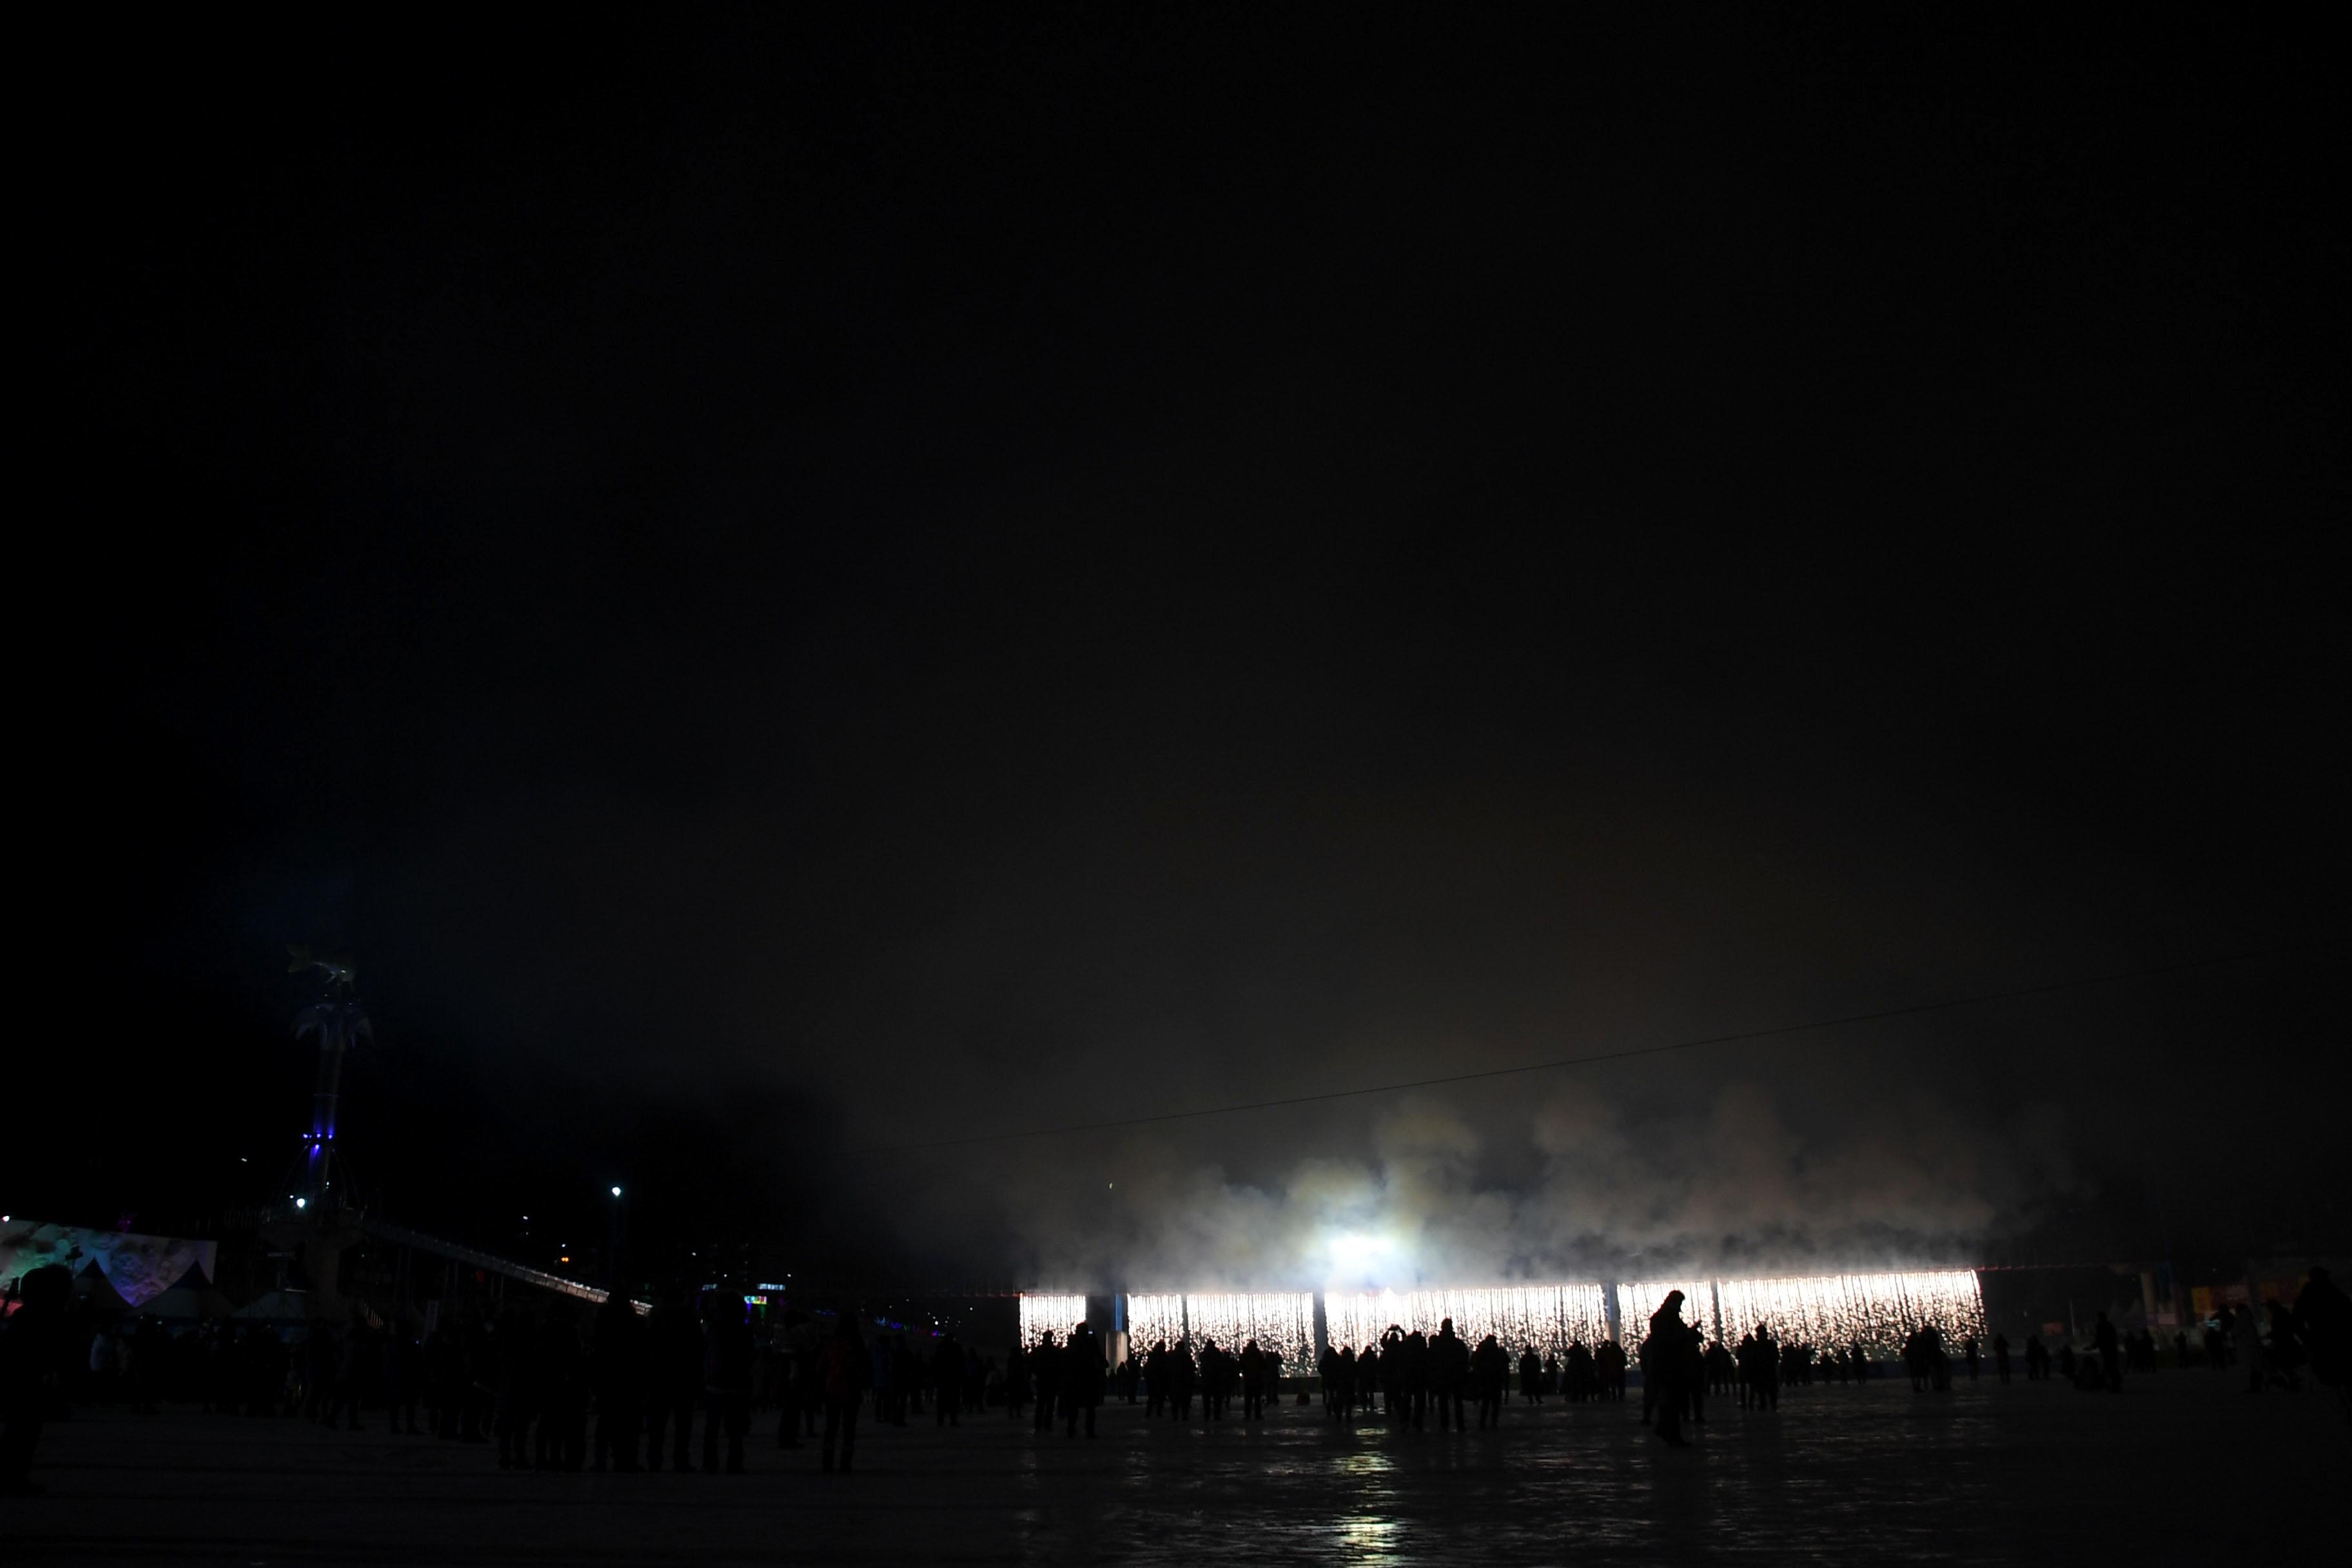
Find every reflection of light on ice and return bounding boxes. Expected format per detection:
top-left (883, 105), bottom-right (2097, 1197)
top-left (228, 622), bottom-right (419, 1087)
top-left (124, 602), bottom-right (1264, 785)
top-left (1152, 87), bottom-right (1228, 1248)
top-left (1126, 1292), bottom-right (1316, 1371)
top-left (1323, 1286), bottom-right (1610, 1356)
top-left (1017, 1293), bottom-right (1087, 1349)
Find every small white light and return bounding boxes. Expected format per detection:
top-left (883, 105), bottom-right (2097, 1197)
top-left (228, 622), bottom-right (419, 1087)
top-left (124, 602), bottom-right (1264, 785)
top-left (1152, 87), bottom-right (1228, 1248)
top-left (611, 1185), bottom-right (623, 1198)
top-left (295, 1198), bottom-right (308, 1210)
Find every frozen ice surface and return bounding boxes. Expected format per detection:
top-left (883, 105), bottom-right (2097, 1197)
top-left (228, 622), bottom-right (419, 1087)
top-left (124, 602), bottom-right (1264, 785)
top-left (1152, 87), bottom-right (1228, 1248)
top-left (9, 1375), bottom-right (2342, 1565)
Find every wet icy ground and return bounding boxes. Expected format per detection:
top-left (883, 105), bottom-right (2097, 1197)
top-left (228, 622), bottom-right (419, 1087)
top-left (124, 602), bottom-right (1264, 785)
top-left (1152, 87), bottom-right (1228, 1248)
top-left (8, 1373), bottom-right (2341, 1565)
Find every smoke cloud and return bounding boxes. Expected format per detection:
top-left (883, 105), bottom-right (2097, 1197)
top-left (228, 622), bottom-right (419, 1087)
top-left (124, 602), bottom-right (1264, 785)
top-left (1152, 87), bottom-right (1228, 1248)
top-left (961, 1081), bottom-right (2077, 1292)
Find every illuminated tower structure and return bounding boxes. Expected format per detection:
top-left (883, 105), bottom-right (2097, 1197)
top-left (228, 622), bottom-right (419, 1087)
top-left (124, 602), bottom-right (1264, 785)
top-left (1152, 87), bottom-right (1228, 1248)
top-left (289, 948), bottom-right (371, 1210)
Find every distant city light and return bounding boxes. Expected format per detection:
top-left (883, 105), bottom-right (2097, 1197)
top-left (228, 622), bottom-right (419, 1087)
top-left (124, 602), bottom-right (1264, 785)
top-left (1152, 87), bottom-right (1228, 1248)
top-left (294, 1198), bottom-right (308, 1210)
top-left (611, 1185), bottom-right (623, 1197)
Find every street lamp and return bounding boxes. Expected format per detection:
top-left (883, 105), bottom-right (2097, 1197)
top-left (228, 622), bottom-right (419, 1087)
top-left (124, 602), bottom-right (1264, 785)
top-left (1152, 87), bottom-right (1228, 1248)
top-left (606, 1183), bottom-right (627, 1289)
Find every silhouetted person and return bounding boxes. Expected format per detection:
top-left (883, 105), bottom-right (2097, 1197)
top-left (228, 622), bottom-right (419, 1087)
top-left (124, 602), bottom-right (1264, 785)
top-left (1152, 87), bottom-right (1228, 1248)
top-left (425, 1321), bottom-right (466, 1439)
top-left (1032, 1330), bottom-right (1062, 1431)
top-left (1647, 1293), bottom-right (1696, 1447)
top-left (1992, 1332), bottom-right (2010, 1384)
top-left (794, 1313), bottom-right (823, 1439)
top-left (933, 1333), bottom-right (965, 1427)
top-left (1474, 1334), bottom-right (1509, 1429)
top-left (1379, 1327), bottom-right (1407, 1420)
top-left (1598, 1337), bottom-right (1627, 1400)
top-left (700, 1299), bottom-right (754, 1474)
top-left (0, 1265), bottom-right (72, 1495)
top-left (769, 1311), bottom-right (807, 1449)
top-left (1171, 1338), bottom-right (1197, 1419)
top-left (870, 1334), bottom-right (899, 1426)
top-left (645, 1288), bottom-right (701, 1469)
top-left (1330, 1346), bottom-right (1356, 1421)
top-left (819, 1316), bottom-right (870, 1473)
top-left (492, 1307), bottom-right (536, 1469)
top-left (2264, 1300), bottom-right (2304, 1391)
top-left (385, 1317), bottom-right (424, 1433)
top-left (1963, 1335), bottom-right (1979, 1380)
top-left (2026, 1334), bottom-right (2050, 1381)
top-left (1005, 1341), bottom-right (1029, 1420)
top-left (2227, 1305), bottom-right (2262, 1393)
top-left (1746, 1325), bottom-right (1779, 1412)
top-left (1064, 1322), bottom-right (1104, 1437)
top-left (2093, 1313), bottom-right (2121, 1393)
top-left (533, 1302), bottom-right (587, 1469)
top-left (591, 1294), bottom-right (646, 1471)
top-left (1239, 1339), bottom-right (1269, 1421)
top-left (2294, 1266), bottom-right (2351, 1422)
top-left (1703, 1338), bottom-right (1734, 1396)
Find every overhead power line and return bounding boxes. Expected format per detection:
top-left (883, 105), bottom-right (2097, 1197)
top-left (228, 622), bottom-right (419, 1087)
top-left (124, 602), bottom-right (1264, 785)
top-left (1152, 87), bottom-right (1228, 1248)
top-left (870, 937), bottom-right (2331, 1157)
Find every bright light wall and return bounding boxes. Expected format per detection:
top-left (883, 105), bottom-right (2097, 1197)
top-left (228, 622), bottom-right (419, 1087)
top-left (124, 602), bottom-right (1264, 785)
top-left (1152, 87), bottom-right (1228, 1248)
top-left (1712, 1269), bottom-right (1984, 1356)
top-left (1132, 1291), bottom-right (1317, 1371)
top-left (1324, 1286), bottom-right (1611, 1355)
top-left (1017, 1293), bottom-right (1088, 1349)
top-left (1124, 1292), bottom-right (1185, 1354)
top-left (1616, 1280), bottom-right (1716, 1340)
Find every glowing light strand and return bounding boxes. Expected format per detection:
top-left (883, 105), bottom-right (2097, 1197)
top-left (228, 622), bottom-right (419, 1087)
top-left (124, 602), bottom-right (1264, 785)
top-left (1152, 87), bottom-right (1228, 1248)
top-left (1123, 1292), bottom-right (1185, 1355)
top-left (1323, 1286), bottom-right (1612, 1357)
top-left (1707, 1269), bottom-right (1986, 1357)
top-left (1617, 1279), bottom-right (1717, 1342)
top-left (1016, 1293), bottom-right (1088, 1349)
top-left (1126, 1292), bottom-right (1317, 1372)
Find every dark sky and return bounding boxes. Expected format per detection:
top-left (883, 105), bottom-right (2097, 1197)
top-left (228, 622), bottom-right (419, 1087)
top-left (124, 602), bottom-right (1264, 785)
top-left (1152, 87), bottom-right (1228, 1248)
top-left (26, 8), bottom-right (2346, 1285)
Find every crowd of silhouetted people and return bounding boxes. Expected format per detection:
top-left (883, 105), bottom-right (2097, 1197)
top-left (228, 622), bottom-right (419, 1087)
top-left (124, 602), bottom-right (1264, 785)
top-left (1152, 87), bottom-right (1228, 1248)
top-left (1315, 1322), bottom-right (1628, 1431)
top-left (6, 1264), bottom-right (2349, 1493)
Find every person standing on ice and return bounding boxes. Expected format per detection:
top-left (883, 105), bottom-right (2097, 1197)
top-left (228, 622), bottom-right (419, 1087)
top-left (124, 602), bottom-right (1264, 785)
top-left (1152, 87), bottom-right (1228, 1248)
top-left (2093, 1313), bottom-right (2121, 1393)
top-left (1646, 1292), bottom-right (1697, 1448)
top-left (2294, 1267), bottom-right (2350, 1422)
top-left (819, 1316), bottom-right (870, 1473)
top-left (1239, 1339), bottom-right (1269, 1421)
top-left (1473, 1334), bottom-right (1509, 1429)
top-left (1429, 1320), bottom-right (1467, 1431)
top-left (1064, 1321), bottom-right (1105, 1438)
top-left (1030, 1329), bottom-right (1061, 1431)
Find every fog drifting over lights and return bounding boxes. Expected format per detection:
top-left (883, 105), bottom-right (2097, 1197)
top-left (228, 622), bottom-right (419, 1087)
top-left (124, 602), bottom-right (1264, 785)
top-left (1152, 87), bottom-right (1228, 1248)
top-left (1325, 1230), bottom-right (1397, 1281)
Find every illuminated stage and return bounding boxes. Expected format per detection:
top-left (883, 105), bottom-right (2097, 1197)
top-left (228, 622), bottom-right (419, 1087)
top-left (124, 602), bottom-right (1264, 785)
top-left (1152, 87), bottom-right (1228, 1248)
top-left (1021, 1269), bottom-right (1986, 1366)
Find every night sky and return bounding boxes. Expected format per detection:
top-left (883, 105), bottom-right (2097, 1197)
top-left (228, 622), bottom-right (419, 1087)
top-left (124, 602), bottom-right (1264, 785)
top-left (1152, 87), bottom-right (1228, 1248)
top-left (27, 10), bottom-right (2346, 1286)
